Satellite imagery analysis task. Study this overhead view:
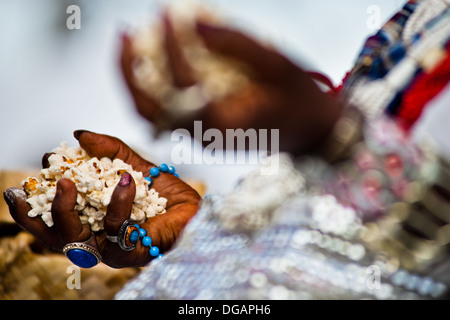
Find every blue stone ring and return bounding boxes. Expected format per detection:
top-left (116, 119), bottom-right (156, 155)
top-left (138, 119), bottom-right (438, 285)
top-left (63, 240), bottom-right (102, 269)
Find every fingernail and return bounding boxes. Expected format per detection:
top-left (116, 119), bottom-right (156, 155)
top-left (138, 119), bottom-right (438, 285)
top-left (3, 191), bottom-right (14, 209)
top-left (119, 172), bottom-right (132, 187)
top-left (73, 129), bottom-right (91, 141)
top-left (3, 188), bottom-right (27, 209)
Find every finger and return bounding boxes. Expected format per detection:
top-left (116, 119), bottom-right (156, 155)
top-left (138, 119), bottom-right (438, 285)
top-left (163, 12), bottom-right (197, 88)
top-left (51, 179), bottom-right (90, 243)
top-left (196, 22), bottom-right (298, 83)
top-left (120, 32), bottom-right (164, 121)
top-left (3, 187), bottom-right (60, 250)
top-left (104, 172), bottom-right (136, 237)
top-left (74, 130), bottom-right (153, 174)
top-left (120, 32), bottom-right (136, 88)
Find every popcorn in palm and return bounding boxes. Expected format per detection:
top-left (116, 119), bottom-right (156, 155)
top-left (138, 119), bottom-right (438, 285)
top-left (22, 142), bottom-right (167, 231)
top-left (131, 1), bottom-right (253, 114)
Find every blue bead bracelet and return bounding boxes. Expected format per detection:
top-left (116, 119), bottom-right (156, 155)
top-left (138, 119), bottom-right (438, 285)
top-left (129, 225), bottom-right (163, 259)
top-left (144, 163), bottom-right (179, 186)
top-left (134, 163), bottom-right (178, 259)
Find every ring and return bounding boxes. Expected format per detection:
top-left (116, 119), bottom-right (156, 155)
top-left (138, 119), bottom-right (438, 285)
top-left (106, 219), bottom-right (138, 251)
top-left (63, 236), bottom-right (102, 268)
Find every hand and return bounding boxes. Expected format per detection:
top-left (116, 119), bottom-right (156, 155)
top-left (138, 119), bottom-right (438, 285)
top-left (3, 130), bottom-right (201, 268)
top-left (120, 15), bottom-right (344, 156)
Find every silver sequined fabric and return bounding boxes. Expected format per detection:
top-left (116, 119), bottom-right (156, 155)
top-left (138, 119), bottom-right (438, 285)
top-left (115, 151), bottom-right (447, 300)
top-left (115, 191), bottom-right (444, 299)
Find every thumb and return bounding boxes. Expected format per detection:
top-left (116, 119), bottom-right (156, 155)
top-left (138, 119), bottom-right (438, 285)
top-left (104, 172), bottom-right (136, 237)
top-left (73, 130), bottom-right (153, 174)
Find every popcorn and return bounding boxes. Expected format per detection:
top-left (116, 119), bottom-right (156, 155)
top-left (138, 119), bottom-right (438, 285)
top-left (131, 1), bottom-right (253, 114)
top-left (22, 142), bottom-right (167, 231)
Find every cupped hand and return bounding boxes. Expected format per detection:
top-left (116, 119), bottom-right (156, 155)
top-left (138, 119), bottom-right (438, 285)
top-left (3, 130), bottom-right (201, 268)
top-left (120, 14), bottom-right (344, 156)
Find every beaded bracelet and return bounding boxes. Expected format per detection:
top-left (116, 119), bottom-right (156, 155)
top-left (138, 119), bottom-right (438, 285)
top-left (144, 163), bottom-right (179, 186)
top-left (130, 163), bottom-right (179, 258)
top-left (129, 225), bottom-right (163, 259)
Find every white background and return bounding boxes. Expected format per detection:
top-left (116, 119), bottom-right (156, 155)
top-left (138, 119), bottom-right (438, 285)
top-left (1, 0), bottom-right (426, 194)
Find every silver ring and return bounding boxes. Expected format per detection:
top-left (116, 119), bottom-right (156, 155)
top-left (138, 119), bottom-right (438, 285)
top-left (106, 219), bottom-right (138, 251)
top-left (106, 235), bottom-right (119, 242)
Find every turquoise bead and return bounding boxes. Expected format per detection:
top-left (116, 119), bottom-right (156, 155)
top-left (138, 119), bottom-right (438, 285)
top-left (157, 254), bottom-right (164, 259)
top-left (168, 166), bottom-right (176, 174)
top-left (174, 173), bottom-right (179, 178)
top-left (144, 176), bottom-right (152, 185)
top-left (139, 228), bottom-right (147, 239)
top-left (129, 230), bottom-right (139, 243)
top-left (149, 246), bottom-right (160, 257)
top-left (142, 236), bottom-right (152, 247)
top-left (150, 167), bottom-right (160, 177)
top-left (159, 163), bottom-right (169, 172)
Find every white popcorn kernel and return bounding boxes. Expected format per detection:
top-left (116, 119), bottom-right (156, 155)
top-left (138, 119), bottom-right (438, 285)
top-left (145, 205), bottom-right (157, 218)
top-left (77, 184), bottom-right (88, 194)
top-left (37, 194), bottom-right (47, 206)
top-left (112, 159), bottom-right (128, 171)
top-left (132, 207), bottom-right (146, 222)
top-left (101, 188), bottom-right (114, 207)
top-left (43, 202), bottom-right (52, 213)
top-left (42, 212), bottom-right (54, 227)
top-left (38, 181), bottom-right (49, 193)
top-left (91, 220), bottom-right (103, 232)
top-left (74, 205), bottom-right (85, 212)
top-left (94, 180), bottom-right (103, 191)
top-left (105, 177), bottom-right (118, 188)
top-left (134, 184), bottom-right (147, 202)
top-left (63, 169), bottom-right (74, 180)
top-left (87, 180), bottom-right (96, 192)
top-left (71, 165), bottom-right (84, 177)
top-left (82, 206), bottom-right (95, 218)
top-left (131, 171), bottom-right (143, 181)
top-left (100, 157), bottom-right (112, 166)
top-left (45, 188), bottom-right (56, 201)
top-left (79, 214), bottom-right (89, 225)
top-left (26, 196), bottom-right (40, 209)
top-left (94, 210), bottom-right (106, 221)
top-left (40, 168), bottom-right (51, 179)
top-left (86, 191), bottom-right (102, 209)
top-left (157, 197), bottom-right (168, 207)
top-left (28, 207), bottom-right (41, 218)
top-left (76, 193), bottom-right (86, 206)
top-left (103, 168), bottom-right (116, 179)
top-left (48, 165), bottom-right (60, 177)
top-left (48, 154), bottom-right (63, 166)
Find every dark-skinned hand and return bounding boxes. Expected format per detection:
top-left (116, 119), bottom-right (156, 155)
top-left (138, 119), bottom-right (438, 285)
top-left (3, 130), bottom-right (201, 268)
top-left (120, 14), bottom-right (344, 156)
